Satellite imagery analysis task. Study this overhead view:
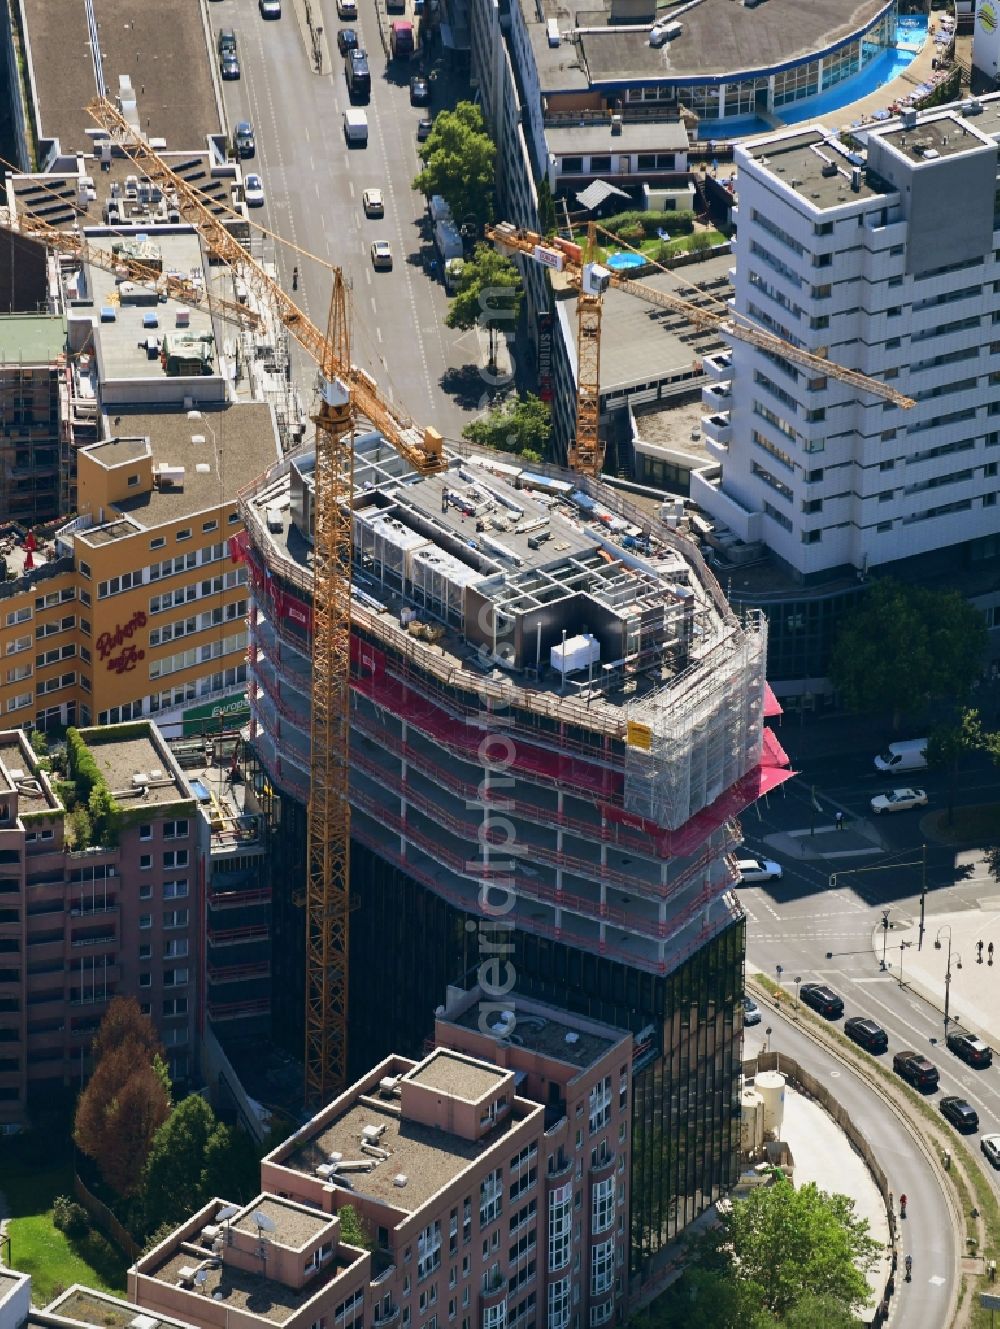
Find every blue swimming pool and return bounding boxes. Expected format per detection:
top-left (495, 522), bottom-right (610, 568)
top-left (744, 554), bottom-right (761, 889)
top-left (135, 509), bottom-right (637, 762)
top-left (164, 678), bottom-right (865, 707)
top-left (190, 777), bottom-right (211, 801)
top-left (696, 17), bottom-right (929, 140)
top-left (605, 251), bottom-right (647, 270)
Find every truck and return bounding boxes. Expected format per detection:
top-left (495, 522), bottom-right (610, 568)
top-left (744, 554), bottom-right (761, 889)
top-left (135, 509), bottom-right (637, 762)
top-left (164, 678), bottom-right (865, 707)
top-left (390, 19), bottom-right (415, 57)
top-left (434, 217), bottom-right (463, 263)
top-left (443, 256), bottom-right (464, 294)
top-left (343, 108), bottom-right (369, 146)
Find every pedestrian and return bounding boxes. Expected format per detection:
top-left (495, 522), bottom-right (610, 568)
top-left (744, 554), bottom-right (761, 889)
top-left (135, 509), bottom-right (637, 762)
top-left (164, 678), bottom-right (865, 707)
top-left (292, 265), bottom-right (299, 291)
top-left (835, 810), bottom-right (845, 831)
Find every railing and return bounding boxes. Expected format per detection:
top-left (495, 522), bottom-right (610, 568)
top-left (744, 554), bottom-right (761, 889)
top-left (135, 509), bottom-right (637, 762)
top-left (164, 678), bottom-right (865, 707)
top-left (71, 935), bottom-right (116, 948)
top-left (207, 959), bottom-right (271, 982)
top-left (207, 996), bottom-right (270, 1020)
top-left (208, 885), bottom-right (271, 908)
top-left (207, 924), bottom-right (269, 945)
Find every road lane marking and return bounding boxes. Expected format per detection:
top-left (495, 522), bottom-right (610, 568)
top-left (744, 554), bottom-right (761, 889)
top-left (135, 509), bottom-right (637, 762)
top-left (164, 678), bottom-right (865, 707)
top-left (376, 327), bottom-right (383, 342)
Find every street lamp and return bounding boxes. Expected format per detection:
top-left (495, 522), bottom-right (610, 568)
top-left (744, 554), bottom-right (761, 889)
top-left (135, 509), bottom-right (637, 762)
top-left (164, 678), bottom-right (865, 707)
top-left (934, 924), bottom-right (963, 1034)
top-left (795, 975), bottom-right (802, 1009)
top-left (880, 909), bottom-right (890, 971)
top-left (764, 1025), bottom-right (773, 1054)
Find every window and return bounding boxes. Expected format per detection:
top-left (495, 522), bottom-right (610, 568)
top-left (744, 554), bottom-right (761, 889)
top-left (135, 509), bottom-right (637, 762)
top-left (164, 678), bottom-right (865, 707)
top-left (163, 879), bottom-right (189, 900)
top-left (588, 1076), bottom-right (611, 1133)
top-left (139, 972), bottom-right (151, 988)
top-left (139, 824), bottom-right (152, 841)
top-left (163, 967), bottom-right (189, 988)
top-left (163, 819), bottom-right (189, 839)
top-left (139, 854), bottom-right (152, 870)
top-left (590, 1240), bottom-right (614, 1297)
top-left (591, 1177), bottom-right (614, 1235)
top-left (139, 883), bottom-right (152, 900)
top-left (163, 938), bottom-right (189, 959)
top-left (5, 607), bottom-right (31, 627)
top-left (418, 1220), bottom-right (442, 1279)
top-left (203, 520), bottom-right (218, 533)
top-left (97, 570), bottom-right (142, 599)
top-left (139, 944), bottom-right (151, 960)
top-left (480, 1170), bottom-right (502, 1227)
top-left (163, 849), bottom-right (188, 869)
top-left (163, 909), bottom-right (189, 929)
top-left (139, 914), bottom-right (152, 930)
top-left (548, 1182), bottom-right (572, 1272)
top-left (176, 528), bottom-right (192, 542)
top-left (547, 1277), bottom-right (570, 1329)
top-left (483, 1304), bottom-right (506, 1329)
top-left (163, 996), bottom-right (188, 1016)
top-left (127, 473), bottom-right (140, 488)
top-left (150, 536), bottom-right (166, 550)
top-left (802, 530), bottom-right (822, 544)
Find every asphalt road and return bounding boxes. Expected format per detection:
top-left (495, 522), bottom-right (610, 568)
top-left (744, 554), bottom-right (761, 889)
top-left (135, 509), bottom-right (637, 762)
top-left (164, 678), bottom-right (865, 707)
top-left (206, 0), bottom-right (491, 441)
top-left (744, 1010), bottom-right (956, 1329)
top-left (743, 721), bottom-right (1000, 1198)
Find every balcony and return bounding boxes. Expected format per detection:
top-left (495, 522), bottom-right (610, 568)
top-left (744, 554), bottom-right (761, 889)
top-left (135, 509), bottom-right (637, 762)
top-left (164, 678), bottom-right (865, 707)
top-left (702, 351), bottom-right (733, 382)
top-left (71, 934), bottom-right (116, 949)
top-left (373, 1307), bottom-right (401, 1329)
top-left (701, 412), bottom-right (732, 446)
top-left (207, 959), bottom-right (271, 983)
top-left (701, 382), bottom-right (732, 412)
top-left (208, 924), bottom-right (269, 946)
top-left (589, 1150), bottom-right (616, 1181)
top-left (206, 996), bottom-right (270, 1021)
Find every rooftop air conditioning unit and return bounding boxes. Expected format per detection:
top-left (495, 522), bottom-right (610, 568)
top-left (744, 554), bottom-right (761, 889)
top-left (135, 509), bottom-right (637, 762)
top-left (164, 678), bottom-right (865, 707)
top-left (393, 1174), bottom-right (409, 1188)
top-left (547, 18), bottom-right (560, 45)
top-left (132, 772), bottom-right (150, 787)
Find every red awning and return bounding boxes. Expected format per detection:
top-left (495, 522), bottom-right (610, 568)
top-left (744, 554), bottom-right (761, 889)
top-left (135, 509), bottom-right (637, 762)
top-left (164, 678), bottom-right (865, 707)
top-left (764, 683), bottom-right (783, 718)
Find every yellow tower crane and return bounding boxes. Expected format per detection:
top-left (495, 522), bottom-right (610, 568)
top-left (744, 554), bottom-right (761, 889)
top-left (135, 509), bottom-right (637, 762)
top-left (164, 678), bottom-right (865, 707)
top-left (86, 95), bottom-right (445, 1109)
top-left (486, 221), bottom-right (915, 477)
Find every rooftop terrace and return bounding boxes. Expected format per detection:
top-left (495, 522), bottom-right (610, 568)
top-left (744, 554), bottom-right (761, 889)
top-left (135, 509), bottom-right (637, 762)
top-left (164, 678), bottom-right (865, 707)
top-left (79, 727), bottom-right (192, 806)
top-left (0, 734), bottom-right (57, 811)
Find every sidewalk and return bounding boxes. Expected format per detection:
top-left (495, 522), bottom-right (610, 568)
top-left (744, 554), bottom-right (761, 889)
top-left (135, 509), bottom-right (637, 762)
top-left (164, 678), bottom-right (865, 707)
top-left (884, 897), bottom-right (1000, 1043)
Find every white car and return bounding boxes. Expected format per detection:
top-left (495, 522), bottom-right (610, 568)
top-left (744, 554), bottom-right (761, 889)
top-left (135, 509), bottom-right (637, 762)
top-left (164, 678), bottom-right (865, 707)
top-left (259, 0), bottom-right (281, 15)
top-left (337, 0), bottom-right (357, 17)
top-left (363, 187), bottom-right (384, 217)
top-left (736, 854), bottom-right (783, 883)
top-left (870, 787), bottom-right (928, 815)
top-left (742, 994), bottom-right (762, 1026)
top-left (982, 1134), bottom-right (1000, 1168)
top-left (243, 173), bottom-right (265, 207)
top-left (370, 240), bottom-right (393, 271)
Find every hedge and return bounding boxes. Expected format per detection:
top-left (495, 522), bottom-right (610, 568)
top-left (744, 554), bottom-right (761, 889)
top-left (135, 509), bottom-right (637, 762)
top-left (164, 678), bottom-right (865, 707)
top-left (601, 209), bottom-right (695, 241)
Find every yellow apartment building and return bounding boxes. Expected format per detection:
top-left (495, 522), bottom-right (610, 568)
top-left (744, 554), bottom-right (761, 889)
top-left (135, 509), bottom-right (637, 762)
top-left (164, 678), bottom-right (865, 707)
top-left (0, 402), bottom-right (280, 735)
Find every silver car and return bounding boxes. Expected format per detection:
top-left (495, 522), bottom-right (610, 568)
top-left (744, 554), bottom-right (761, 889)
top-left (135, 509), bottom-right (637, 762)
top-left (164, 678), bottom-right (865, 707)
top-left (870, 787), bottom-right (928, 815)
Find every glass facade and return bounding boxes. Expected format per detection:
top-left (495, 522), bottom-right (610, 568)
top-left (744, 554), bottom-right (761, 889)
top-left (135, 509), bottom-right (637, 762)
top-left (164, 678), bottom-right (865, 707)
top-left (244, 758), bottom-right (746, 1282)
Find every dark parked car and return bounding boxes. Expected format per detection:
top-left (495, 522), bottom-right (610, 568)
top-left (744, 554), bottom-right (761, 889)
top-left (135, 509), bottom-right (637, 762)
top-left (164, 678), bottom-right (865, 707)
top-left (409, 73), bottom-right (431, 105)
top-left (233, 121), bottom-right (256, 158)
top-left (800, 983), bottom-right (844, 1019)
top-left (417, 116), bottom-right (434, 142)
top-left (337, 26), bottom-right (358, 52)
top-left (946, 1029), bottom-right (993, 1068)
top-left (893, 1049), bottom-right (939, 1090)
top-left (845, 1016), bottom-right (888, 1054)
top-left (218, 27), bottom-right (237, 55)
top-left (940, 1095), bottom-right (979, 1133)
top-left (220, 52), bottom-right (240, 78)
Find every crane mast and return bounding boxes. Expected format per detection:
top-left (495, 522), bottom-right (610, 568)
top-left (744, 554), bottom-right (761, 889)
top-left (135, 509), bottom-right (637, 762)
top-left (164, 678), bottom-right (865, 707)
top-left (86, 93), bottom-right (445, 1106)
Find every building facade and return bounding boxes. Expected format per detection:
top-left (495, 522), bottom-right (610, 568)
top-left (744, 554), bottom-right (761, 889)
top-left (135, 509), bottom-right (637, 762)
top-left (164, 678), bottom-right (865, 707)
top-left (0, 402), bottom-right (278, 737)
top-left (235, 437), bottom-right (788, 1281)
top-left (0, 722), bottom-right (202, 1123)
top-left (694, 105), bottom-right (1000, 581)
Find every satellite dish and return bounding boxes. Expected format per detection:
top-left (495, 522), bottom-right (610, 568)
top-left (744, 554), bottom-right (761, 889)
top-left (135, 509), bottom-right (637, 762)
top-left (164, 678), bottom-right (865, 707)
top-left (253, 1210), bottom-right (278, 1234)
top-left (216, 1205), bottom-right (240, 1222)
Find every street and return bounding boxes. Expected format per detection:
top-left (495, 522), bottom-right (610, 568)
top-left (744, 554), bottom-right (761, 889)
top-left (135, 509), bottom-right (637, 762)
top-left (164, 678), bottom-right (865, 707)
top-left (205, 0), bottom-right (492, 441)
top-left (743, 720), bottom-right (1000, 1197)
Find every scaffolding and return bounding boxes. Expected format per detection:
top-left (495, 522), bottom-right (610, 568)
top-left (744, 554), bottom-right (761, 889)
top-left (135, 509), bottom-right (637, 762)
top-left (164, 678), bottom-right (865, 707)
top-left (623, 612), bottom-right (767, 831)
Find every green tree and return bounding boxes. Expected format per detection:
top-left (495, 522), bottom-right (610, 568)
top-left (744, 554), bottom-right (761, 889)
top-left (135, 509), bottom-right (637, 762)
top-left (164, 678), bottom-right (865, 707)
top-left (783, 1292), bottom-right (859, 1329)
top-left (985, 845), bottom-right (1000, 884)
top-left (536, 178), bottom-right (558, 236)
top-left (413, 103), bottom-right (496, 230)
top-left (463, 393), bottom-right (551, 459)
top-left (690, 1175), bottom-right (879, 1319)
top-left (927, 708), bottom-right (984, 825)
top-left (446, 244), bottom-right (522, 373)
top-left (831, 579), bottom-right (987, 728)
top-left (142, 1095), bottom-right (219, 1231)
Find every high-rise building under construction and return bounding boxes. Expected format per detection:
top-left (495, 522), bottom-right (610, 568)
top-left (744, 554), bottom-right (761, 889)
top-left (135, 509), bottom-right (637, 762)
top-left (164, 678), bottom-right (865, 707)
top-left (233, 434), bottom-right (790, 1284)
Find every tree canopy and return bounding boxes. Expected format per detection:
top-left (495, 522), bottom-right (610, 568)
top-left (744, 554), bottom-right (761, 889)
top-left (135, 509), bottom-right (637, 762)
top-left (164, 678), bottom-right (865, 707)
top-left (688, 1175), bottom-right (879, 1320)
top-left (413, 103), bottom-right (496, 229)
top-left (143, 1095), bottom-right (260, 1233)
top-left (927, 707), bottom-right (992, 823)
top-left (446, 244), bottom-right (522, 372)
top-left (830, 579), bottom-right (987, 727)
top-left (462, 393), bottom-right (551, 462)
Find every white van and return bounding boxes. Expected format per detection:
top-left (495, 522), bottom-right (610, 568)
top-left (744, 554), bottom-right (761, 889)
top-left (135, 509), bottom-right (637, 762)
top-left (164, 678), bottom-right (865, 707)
top-left (343, 108), bottom-right (368, 146)
top-left (874, 738), bottom-right (928, 773)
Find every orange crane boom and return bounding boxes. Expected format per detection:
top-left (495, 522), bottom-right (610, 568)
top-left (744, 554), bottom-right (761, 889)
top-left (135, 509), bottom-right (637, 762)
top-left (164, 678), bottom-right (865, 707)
top-left (85, 93), bottom-right (445, 1108)
top-left (486, 222), bottom-right (914, 476)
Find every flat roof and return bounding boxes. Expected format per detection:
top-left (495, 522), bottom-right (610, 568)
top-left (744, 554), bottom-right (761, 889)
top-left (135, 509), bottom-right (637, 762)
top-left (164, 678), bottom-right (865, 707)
top-left (876, 112), bottom-right (994, 162)
top-left (0, 314), bottom-right (66, 363)
top-left (46, 1288), bottom-right (197, 1329)
top-left (545, 120), bottom-right (688, 154)
top-left (742, 128), bottom-right (890, 207)
top-left (147, 1247), bottom-right (355, 1326)
top-left (285, 1097), bottom-right (537, 1214)
top-left (233, 1198), bottom-right (333, 1249)
top-left (596, 253), bottom-right (731, 394)
top-left (84, 232), bottom-right (218, 384)
top-left (576, 0), bottom-right (889, 86)
top-left (21, 0), bottom-right (218, 153)
top-left (8, 154), bottom-right (236, 230)
top-left (406, 1050), bottom-right (508, 1101)
top-left (77, 402), bottom-right (279, 530)
top-left (0, 735), bottom-right (57, 810)
top-left (79, 728), bottom-right (190, 805)
top-left (451, 998), bottom-right (620, 1069)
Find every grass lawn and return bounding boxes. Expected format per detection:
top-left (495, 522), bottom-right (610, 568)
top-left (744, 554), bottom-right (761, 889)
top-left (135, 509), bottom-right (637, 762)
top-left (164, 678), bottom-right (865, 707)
top-left (1, 1147), bottom-right (128, 1303)
top-left (600, 229), bottom-right (726, 264)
